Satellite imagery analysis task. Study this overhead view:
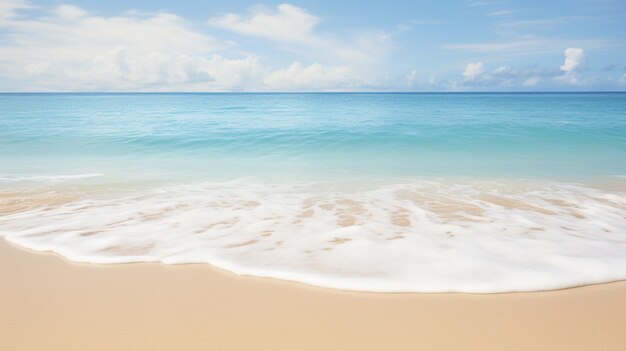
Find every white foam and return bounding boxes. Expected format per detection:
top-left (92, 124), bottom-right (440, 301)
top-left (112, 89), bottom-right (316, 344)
top-left (0, 173), bottom-right (104, 183)
top-left (1, 179), bottom-right (625, 293)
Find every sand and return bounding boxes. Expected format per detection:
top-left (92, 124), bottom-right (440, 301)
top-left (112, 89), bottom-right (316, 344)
top-left (1, 238), bottom-right (625, 351)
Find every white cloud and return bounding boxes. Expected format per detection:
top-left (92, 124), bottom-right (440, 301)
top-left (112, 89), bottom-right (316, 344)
top-left (456, 63), bottom-right (558, 89)
top-left (619, 73), bottom-right (626, 85)
top-left (0, 5), bottom-right (223, 64)
top-left (455, 51), bottom-right (597, 90)
top-left (463, 62), bottom-right (484, 81)
top-left (89, 49), bottom-right (263, 91)
top-left (560, 48), bottom-right (584, 74)
top-left (207, 4), bottom-right (387, 65)
top-left (0, 2), bottom-right (616, 92)
top-left (263, 62), bottom-right (359, 91)
top-left (0, 3), bottom-right (379, 92)
top-left (52, 4), bottom-right (88, 19)
top-left (523, 77), bottom-right (540, 87)
top-left (0, 0), bottom-right (33, 21)
top-left (494, 65), bottom-right (514, 75)
top-left (0, 4), bottom-right (250, 90)
top-left (207, 4), bottom-right (317, 44)
top-left (558, 48), bottom-right (584, 84)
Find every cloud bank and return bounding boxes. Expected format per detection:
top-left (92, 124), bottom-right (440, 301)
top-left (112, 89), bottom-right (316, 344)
top-left (0, 2), bottom-right (622, 91)
top-left (0, 3), bottom-right (369, 91)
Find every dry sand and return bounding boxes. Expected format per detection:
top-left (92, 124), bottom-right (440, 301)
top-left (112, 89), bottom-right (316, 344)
top-left (1, 238), bottom-right (625, 351)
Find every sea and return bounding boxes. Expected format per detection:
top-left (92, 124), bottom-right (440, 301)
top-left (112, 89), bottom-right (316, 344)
top-left (1, 92), bottom-right (625, 292)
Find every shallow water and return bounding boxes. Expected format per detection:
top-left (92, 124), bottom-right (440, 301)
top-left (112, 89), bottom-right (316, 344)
top-left (1, 93), bottom-right (625, 292)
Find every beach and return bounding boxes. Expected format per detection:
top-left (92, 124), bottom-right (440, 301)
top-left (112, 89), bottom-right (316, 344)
top-left (2, 0), bottom-right (625, 348)
top-left (1, 93), bottom-right (625, 349)
top-left (2, 238), bottom-right (625, 351)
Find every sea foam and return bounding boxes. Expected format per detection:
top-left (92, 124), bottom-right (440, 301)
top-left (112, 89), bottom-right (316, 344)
top-left (0, 173), bottom-right (104, 183)
top-left (1, 178), bottom-right (625, 293)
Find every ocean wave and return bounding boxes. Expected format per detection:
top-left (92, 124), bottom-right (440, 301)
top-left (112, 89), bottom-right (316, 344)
top-left (1, 179), bottom-right (625, 293)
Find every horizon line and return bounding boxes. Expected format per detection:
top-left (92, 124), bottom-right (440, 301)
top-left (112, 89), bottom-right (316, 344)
top-left (1, 91), bottom-right (625, 94)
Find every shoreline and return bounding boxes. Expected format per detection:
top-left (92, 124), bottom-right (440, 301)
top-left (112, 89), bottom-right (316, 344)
top-left (4, 237), bottom-right (626, 296)
top-left (3, 177), bottom-right (625, 294)
top-left (2, 238), bottom-right (626, 350)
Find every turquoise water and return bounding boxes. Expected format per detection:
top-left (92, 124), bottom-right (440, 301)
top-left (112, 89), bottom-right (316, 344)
top-left (1, 93), bottom-right (625, 292)
top-left (1, 93), bottom-right (625, 182)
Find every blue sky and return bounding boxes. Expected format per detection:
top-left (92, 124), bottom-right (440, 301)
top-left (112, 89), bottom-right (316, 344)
top-left (0, 0), bottom-right (624, 91)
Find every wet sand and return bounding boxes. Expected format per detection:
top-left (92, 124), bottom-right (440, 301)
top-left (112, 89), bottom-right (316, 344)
top-left (1, 238), bottom-right (625, 351)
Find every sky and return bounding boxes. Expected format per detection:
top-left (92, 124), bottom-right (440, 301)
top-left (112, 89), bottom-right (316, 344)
top-left (0, 0), bottom-right (625, 92)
